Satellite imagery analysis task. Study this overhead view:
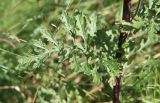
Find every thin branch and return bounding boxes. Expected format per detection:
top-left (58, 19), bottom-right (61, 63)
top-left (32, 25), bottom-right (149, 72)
top-left (134, 0), bottom-right (143, 17)
top-left (32, 87), bottom-right (40, 103)
top-left (0, 37), bottom-right (16, 48)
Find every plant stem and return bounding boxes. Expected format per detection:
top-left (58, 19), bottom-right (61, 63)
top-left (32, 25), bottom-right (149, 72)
top-left (113, 0), bottom-right (131, 103)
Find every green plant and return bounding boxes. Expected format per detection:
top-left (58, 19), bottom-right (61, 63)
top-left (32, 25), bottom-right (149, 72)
top-left (0, 0), bottom-right (160, 103)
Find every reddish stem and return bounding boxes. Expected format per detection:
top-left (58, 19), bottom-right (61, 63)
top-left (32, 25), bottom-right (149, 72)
top-left (113, 77), bottom-right (121, 103)
top-left (113, 0), bottom-right (131, 103)
top-left (0, 37), bottom-right (16, 49)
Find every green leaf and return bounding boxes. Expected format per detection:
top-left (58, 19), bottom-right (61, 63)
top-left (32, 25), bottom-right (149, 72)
top-left (75, 13), bottom-right (86, 41)
top-left (61, 12), bottom-right (76, 38)
top-left (103, 59), bottom-right (120, 76)
top-left (132, 16), bottom-right (145, 29)
top-left (33, 40), bottom-right (47, 50)
top-left (88, 13), bottom-right (97, 37)
top-left (149, 0), bottom-right (154, 9)
top-left (115, 0), bottom-right (123, 20)
top-left (92, 67), bottom-right (101, 84)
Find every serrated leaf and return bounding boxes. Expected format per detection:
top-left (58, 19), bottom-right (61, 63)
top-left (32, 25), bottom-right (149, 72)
top-left (115, 0), bottom-right (123, 20)
top-left (108, 76), bottom-right (115, 88)
top-left (92, 67), bottom-right (101, 84)
top-left (61, 12), bottom-right (76, 38)
top-left (75, 13), bottom-right (86, 41)
top-left (88, 13), bottom-right (97, 36)
top-left (104, 59), bottom-right (120, 76)
top-left (132, 17), bottom-right (145, 29)
top-left (81, 60), bottom-right (91, 75)
top-left (149, 0), bottom-right (154, 9)
top-left (33, 40), bottom-right (47, 50)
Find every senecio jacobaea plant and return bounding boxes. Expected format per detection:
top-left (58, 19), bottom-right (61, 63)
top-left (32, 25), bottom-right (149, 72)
top-left (0, 0), bottom-right (159, 103)
top-left (18, 0), bottom-right (160, 102)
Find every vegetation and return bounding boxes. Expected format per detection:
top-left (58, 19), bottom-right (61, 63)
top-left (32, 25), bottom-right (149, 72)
top-left (0, 0), bottom-right (160, 103)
